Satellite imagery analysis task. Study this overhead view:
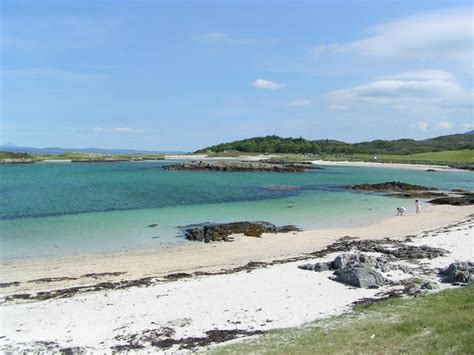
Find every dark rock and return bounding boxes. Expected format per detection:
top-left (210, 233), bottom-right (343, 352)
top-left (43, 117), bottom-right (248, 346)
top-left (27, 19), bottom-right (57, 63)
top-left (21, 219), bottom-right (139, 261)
top-left (163, 161), bottom-right (309, 173)
top-left (387, 191), bottom-right (448, 199)
top-left (147, 224), bottom-right (159, 228)
top-left (0, 281), bottom-right (21, 288)
top-left (182, 221), bottom-right (300, 243)
top-left (429, 195), bottom-right (474, 206)
top-left (334, 266), bottom-right (385, 288)
top-left (298, 262), bottom-right (331, 272)
top-left (439, 262), bottom-right (473, 283)
top-left (426, 169), bottom-right (437, 172)
top-left (346, 181), bottom-right (436, 192)
top-left (421, 281), bottom-right (439, 290)
top-left (389, 245), bottom-right (448, 259)
top-left (332, 253), bottom-right (377, 269)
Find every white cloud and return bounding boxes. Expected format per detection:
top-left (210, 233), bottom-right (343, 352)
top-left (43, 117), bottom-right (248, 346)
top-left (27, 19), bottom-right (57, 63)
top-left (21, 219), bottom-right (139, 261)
top-left (93, 127), bottom-right (144, 134)
top-left (409, 121), bottom-right (454, 132)
top-left (433, 121), bottom-right (453, 131)
top-left (311, 8), bottom-right (473, 68)
top-left (251, 79), bottom-right (286, 90)
top-left (409, 121), bottom-right (429, 132)
top-left (287, 100), bottom-right (312, 107)
top-left (196, 32), bottom-right (279, 46)
top-left (327, 70), bottom-right (473, 114)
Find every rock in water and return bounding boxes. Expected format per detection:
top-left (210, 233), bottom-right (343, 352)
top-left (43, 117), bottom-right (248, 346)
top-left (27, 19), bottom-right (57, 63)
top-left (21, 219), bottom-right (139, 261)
top-left (347, 181), bottom-right (436, 192)
top-left (439, 262), bottom-right (473, 283)
top-left (429, 195), bottom-right (474, 206)
top-left (334, 266), bottom-right (385, 288)
top-left (182, 221), bottom-right (300, 243)
top-left (163, 161), bottom-right (309, 173)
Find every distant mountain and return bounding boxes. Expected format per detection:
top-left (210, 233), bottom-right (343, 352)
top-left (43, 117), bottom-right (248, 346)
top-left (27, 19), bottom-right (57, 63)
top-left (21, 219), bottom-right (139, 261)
top-left (0, 145), bottom-right (186, 155)
top-left (195, 133), bottom-right (474, 155)
top-left (465, 130), bottom-right (474, 135)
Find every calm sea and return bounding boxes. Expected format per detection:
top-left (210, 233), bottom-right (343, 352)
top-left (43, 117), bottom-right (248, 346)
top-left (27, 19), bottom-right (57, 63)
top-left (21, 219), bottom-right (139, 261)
top-left (0, 161), bottom-right (472, 260)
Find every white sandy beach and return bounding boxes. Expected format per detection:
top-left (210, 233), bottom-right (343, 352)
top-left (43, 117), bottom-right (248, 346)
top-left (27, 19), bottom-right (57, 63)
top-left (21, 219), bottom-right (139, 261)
top-left (0, 206), bottom-right (473, 352)
top-left (0, 205), bottom-right (472, 293)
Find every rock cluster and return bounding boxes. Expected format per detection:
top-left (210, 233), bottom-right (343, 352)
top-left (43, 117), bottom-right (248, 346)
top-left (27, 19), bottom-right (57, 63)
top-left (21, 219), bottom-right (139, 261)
top-left (163, 161), bottom-right (310, 172)
top-left (343, 181), bottom-right (446, 199)
top-left (182, 221), bottom-right (300, 243)
top-left (347, 181), bottom-right (435, 192)
top-left (299, 253), bottom-right (387, 288)
top-left (439, 262), bottom-right (473, 283)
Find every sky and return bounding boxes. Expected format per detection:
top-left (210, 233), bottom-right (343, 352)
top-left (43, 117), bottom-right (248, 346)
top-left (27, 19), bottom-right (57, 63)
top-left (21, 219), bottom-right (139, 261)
top-left (1, 0), bottom-right (473, 151)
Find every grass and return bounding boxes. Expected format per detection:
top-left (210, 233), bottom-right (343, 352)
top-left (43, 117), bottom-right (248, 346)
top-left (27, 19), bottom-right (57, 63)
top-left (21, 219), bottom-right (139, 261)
top-left (214, 285), bottom-right (474, 354)
top-left (321, 150), bottom-right (474, 166)
top-left (203, 150), bottom-right (473, 166)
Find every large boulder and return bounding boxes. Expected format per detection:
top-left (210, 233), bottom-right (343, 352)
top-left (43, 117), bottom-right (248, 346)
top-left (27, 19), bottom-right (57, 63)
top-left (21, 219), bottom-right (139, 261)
top-left (331, 253), bottom-right (376, 269)
top-left (334, 266), bottom-right (385, 288)
top-left (182, 221), bottom-right (300, 243)
top-left (439, 262), bottom-right (473, 283)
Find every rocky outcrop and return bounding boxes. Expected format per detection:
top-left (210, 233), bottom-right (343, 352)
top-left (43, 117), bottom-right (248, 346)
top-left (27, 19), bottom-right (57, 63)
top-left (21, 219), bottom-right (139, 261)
top-left (299, 252), bottom-right (387, 288)
top-left (347, 181), bottom-right (436, 192)
top-left (0, 158), bottom-right (36, 164)
top-left (439, 262), bottom-right (473, 283)
top-left (429, 195), bottom-right (474, 206)
top-left (182, 221), bottom-right (300, 243)
top-left (163, 161), bottom-right (311, 172)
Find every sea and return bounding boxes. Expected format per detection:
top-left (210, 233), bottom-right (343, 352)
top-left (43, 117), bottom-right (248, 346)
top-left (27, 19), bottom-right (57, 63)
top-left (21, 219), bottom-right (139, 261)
top-left (0, 161), bottom-right (472, 260)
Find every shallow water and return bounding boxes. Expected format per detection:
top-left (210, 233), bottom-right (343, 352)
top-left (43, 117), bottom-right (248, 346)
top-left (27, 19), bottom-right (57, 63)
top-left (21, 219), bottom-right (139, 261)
top-left (0, 161), bottom-right (472, 259)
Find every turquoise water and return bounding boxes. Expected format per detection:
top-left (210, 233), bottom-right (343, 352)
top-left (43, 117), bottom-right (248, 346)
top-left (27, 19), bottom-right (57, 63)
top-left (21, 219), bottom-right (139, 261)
top-left (0, 161), bottom-right (472, 259)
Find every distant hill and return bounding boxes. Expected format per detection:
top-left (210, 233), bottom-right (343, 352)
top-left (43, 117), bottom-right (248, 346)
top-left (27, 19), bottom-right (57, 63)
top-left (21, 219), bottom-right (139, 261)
top-left (0, 145), bottom-right (185, 155)
top-left (465, 130), bottom-right (474, 135)
top-left (195, 134), bottom-right (474, 155)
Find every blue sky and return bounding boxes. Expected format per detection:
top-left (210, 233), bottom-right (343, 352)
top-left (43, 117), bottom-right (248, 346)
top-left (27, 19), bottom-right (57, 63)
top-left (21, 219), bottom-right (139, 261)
top-left (1, 0), bottom-right (473, 151)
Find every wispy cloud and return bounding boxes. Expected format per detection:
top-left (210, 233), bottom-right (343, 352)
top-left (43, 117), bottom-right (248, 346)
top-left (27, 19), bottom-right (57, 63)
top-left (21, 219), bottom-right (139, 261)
top-left (327, 70), bottom-right (473, 114)
top-left (196, 32), bottom-right (279, 46)
top-left (311, 8), bottom-right (473, 68)
top-left (251, 79), bottom-right (286, 90)
top-left (93, 127), bottom-right (144, 134)
top-left (409, 121), bottom-right (429, 132)
top-left (287, 100), bottom-right (312, 107)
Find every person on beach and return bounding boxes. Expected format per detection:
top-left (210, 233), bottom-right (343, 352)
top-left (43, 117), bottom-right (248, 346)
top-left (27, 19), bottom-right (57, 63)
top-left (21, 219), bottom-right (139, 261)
top-left (415, 200), bottom-right (422, 215)
top-left (396, 207), bottom-right (406, 216)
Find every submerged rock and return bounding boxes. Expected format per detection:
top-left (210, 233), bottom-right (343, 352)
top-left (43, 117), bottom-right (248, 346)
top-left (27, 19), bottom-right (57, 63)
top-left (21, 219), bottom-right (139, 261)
top-left (439, 262), bottom-right (473, 283)
top-left (182, 221), bottom-right (301, 243)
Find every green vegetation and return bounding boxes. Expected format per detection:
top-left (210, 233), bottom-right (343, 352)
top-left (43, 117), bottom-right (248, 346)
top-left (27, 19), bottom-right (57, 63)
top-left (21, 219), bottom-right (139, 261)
top-left (215, 285), bottom-right (474, 354)
top-left (0, 151), bottom-right (33, 159)
top-left (32, 152), bottom-right (165, 162)
top-left (322, 150), bottom-right (474, 166)
top-left (196, 134), bottom-right (474, 155)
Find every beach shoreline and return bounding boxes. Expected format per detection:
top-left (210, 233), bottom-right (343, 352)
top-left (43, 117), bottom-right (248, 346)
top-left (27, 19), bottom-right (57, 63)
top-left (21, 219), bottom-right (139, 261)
top-left (0, 207), bottom-right (472, 353)
top-left (1, 204), bottom-right (472, 295)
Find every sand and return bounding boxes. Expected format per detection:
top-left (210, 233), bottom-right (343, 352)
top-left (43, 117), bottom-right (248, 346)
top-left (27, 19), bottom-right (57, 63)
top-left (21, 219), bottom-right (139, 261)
top-left (0, 205), bottom-right (472, 294)
top-left (0, 210), bottom-right (472, 353)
